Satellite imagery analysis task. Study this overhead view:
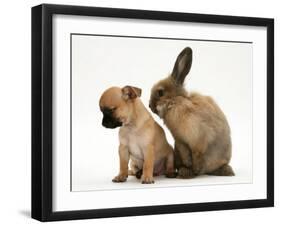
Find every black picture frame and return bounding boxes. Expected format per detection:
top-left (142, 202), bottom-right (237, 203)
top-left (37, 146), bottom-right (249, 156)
top-left (32, 3), bottom-right (274, 222)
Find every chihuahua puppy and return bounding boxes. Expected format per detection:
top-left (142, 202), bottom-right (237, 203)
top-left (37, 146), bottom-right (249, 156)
top-left (99, 86), bottom-right (175, 184)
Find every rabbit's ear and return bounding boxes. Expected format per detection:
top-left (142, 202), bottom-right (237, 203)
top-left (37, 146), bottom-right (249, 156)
top-left (171, 47), bottom-right (193, 85)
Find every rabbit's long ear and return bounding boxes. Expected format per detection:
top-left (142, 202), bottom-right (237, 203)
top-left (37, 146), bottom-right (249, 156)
top-left (171, 47), bottom-right (193, 85)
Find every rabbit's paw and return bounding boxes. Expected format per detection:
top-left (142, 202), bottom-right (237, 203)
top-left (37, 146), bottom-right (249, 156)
top-left (176, 167), bottom-right (195, 179)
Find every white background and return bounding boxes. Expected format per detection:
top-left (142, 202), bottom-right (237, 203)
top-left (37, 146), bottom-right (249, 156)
top-left (71, 34), bottom-right (253, 191)
top-left (0, 0), bottom-right (279, 225)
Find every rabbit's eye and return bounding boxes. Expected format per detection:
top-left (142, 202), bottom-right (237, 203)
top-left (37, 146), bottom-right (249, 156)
top-left (158, 89), bottom-right (164, 97)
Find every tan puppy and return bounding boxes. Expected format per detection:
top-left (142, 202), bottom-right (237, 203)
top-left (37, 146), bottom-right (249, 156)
top-left (99, 86), bottom-right (175, 184)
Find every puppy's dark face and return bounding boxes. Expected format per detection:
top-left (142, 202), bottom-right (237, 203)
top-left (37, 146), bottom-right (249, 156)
top-left (99, 86), bottom-right (142, 129)
top-left (100, 107), bottom-right (122, 129)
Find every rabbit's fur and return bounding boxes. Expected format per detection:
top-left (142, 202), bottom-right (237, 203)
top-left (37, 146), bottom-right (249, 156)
top-left (149, 47), bottom-right (234, 178)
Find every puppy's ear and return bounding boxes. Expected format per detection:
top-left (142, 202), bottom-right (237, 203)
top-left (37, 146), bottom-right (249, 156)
top-left (171, 47), bottom-right (192, 85)
top-left (122, 86), bottom-right (142, 100)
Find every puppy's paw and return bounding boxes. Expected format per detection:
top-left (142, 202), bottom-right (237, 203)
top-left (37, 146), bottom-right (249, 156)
top-left (135, 169), bottom-right (143, 179)
top-left (176, 167), bottom-right (195, 179)
top-left (112, 174), bottom-right (128, 183)
top-left (141, 175), bottom-right (155, 184)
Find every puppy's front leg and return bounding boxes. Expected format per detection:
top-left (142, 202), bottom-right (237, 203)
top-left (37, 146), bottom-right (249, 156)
top-left (141, 144), bottom-right (155, 184)
top-left (112, 144), bottom-right (129, 183)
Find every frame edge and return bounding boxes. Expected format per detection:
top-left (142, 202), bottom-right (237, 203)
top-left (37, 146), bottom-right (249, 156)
top-left (266, 18), bottom-right (274, 207)
top-left (31, 4), bottom-right (44, 221)
top-left (31, 3), bottom-right (275, 221)
top-left (31, 4), bottom-right (54, 222)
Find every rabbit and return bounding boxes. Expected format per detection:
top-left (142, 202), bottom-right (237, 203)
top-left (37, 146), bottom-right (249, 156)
top-left (149, 47), bottom-right (234, 178)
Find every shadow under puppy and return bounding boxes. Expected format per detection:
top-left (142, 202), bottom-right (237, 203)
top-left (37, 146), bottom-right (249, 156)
top-left (99, 86), bottom-right (175, 184)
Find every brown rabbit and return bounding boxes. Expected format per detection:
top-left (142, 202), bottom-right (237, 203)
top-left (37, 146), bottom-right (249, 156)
top-left (149, 47), bottom-right (234, 178)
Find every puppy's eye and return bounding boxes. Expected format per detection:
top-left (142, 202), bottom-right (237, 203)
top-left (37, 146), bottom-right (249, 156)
top-left (158, 89), bottom-right (164, 97)
top-left (111, 107), bottom-right (117, 111)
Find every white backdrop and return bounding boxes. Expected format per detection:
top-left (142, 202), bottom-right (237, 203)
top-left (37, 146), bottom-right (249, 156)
top-left (0, 0), bottom-right (279, 226)
top-left (71, 34), bottom-right (253, 191)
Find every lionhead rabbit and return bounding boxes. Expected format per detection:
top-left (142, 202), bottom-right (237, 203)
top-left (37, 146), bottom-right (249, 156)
top-left (149, 47), bottom-right (234, 178)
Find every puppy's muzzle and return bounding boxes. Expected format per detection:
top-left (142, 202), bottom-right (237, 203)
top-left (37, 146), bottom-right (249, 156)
top-left (102, 116), bottom-right (122, 129)
top-left (101, 108), bottom-right (122, 129)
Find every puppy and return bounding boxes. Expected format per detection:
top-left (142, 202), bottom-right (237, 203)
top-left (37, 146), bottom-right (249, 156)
top-left (99, 86), bottom-right (175, 184)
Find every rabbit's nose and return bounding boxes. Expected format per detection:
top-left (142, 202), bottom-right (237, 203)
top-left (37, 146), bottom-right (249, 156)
top-left (149, 103), bottom-right (155, 112)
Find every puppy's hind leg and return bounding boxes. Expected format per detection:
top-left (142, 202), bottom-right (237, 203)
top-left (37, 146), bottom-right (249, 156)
top-left (128, 159), bottom-right (139, 175)
top-left (208, 164), bottom-right (235, 176)
top-left (129, 159), bottom-right (143, 179)
top-left (165, 147), bottom-right (176, 178)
